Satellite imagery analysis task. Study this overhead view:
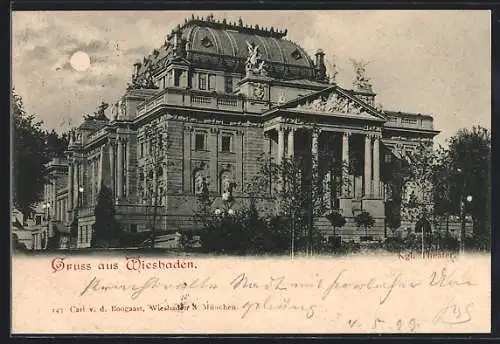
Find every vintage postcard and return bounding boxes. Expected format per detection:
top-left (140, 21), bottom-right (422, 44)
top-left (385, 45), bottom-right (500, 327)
top-left (11, 10), bottom-right (491, 334)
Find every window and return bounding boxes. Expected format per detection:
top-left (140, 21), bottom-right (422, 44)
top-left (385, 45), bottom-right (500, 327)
top-left (131, 224), bottom-right (137, 233)
top-left (225, 76), bottom-right (233, 93)
top-left (195, 133), bottom-right (206, 151)
top-left (402, 117), bottom-right (418, 125)
top-left (208, 74), bottom-right (216, 90)
top-left (168, 70), bottom-right (173, 86)
top-left (385, 154), bottom-right (392, 163)
top-left (174, 70), bottom-right (181, 87)
top-left (35, 215), bottom-right (42, 225)
top-left (221, 135), bottom-right (232, 153)
top-left (140, 142), bottom-right (144, 158)
top-left (199, 73), bottom-right (207, 90)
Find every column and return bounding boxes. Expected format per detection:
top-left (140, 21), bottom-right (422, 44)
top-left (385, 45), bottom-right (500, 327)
top-left (373, 135), bottom-right (380, 197)
top-left (98, 148), bottom-right (104, 191)
top-left (342, 132), bottom-right (350, 196)
top-left (209, 128), bottom-right (219, 192)
top-left (90, 159), bottom-right (95, 205)
top-left (183, 127), bottom-right (192, 193)
top-left (364, 134), bottom-right (372, 197)
top-left (277, 127), bottom-right (285, 164)
top-left (67, 162), bottom-right (74, 211)
top-left (73, 162), bottom-right (79, 207)
top-left (143, 168), bottom-right (148, 204)
top-left (125, 139), bottom-right (130, 198)
top-left (152, 169), bottom-right (157, 205)
top-left (311, 129), bottom-right (319, 164)
top-left (287, 127), bottom-right (294, 158)
top-left (117, 138), bottom-right (123, 198)
top-left (109, 141), bottom-right (115, 195)
top-left (235, 131), bottom-right (244, 191)
top-left (312, 128), bottom-right (320, 202)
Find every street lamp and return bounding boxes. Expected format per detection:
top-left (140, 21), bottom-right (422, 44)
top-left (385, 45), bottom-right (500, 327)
top-left (460, 194), bottom-right (473, 254)
top-left (78, 186), bottom-right (84, 208)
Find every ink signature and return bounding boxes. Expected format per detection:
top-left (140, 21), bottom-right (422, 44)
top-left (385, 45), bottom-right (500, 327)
top-left (433, 299), bottom-right (474, 325)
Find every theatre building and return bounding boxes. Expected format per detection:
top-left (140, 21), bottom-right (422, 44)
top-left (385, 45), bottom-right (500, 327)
top-left (43, 15), bottom-right (439, 248)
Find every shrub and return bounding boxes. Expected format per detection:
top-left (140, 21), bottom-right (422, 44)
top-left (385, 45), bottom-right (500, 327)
top-left (354, 211), bottom-right (375, 238)
top-left (384, 236), bottom-right (407, 252)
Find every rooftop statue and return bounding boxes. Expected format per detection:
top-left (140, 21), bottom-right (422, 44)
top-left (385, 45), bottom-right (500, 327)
top-left (245, 41), bottom-right (267, 77)
top-left (127, 62), bottom-right (159, 90)
top-left (350, 59), bottom-right (372, 91)
top-left (84, 101), bottom-right (109, 121)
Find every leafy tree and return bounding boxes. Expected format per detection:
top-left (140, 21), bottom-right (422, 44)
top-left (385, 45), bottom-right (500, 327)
top-left (443, 126), bottom-right (491, 242)
top-left (12, 89), bottom-right (49, 216)
top-left (12, 89), bottom-right (68, 217)
top-left (399, 141), bottom-right (443, 228)
top-left (92, 184), bottom-right (120, 247)
top-left (45, 129), bottom-right (69, 159)
top-left (355, 211), bottom-right (375, 239)
top-left (325, 211), bottom-right (346, 238)
top-left (247, 149), bottom-right (352, 254)
top-left (47, 224), bottom-right (61, 249)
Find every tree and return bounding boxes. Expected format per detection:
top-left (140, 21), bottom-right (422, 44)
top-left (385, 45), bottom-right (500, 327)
top-left (47, 224), bottom-right (61, 249)
top-left (399, 141), bottom-right (443, 229)
top-left (142, 122), bottom-right (170, 248)
top-left (248, 148), bottom-right (352, 254)
top-left (355, 211), bottom-right (375, 239)
top-left (12, 89), bottom-right (68, 217)
top-left (325, 211), bottom-right (346, 238)
top-left (444, 126), bottom-right (491, 243)
top-left (92, 184), bottom-right (119, 247)
top-left (12, 89), bottom-right (49, 216)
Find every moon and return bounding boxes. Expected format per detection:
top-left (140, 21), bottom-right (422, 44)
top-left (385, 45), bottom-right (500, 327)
top-left (69, 51), bottom-right (90, 72)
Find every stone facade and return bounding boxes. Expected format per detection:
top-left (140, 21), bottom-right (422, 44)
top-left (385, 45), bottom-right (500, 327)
top-left (43, 15), bottom-right (439, 247)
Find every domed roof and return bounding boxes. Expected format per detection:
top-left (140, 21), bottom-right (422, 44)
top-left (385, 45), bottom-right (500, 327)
top-left (135, 16), bottom-right (319, 81)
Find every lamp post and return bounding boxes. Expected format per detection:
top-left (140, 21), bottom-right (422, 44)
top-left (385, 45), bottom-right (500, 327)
top-left (460, 194), bottom-right (473, 254)
top-left (456, 167), bottom-right (472, 254)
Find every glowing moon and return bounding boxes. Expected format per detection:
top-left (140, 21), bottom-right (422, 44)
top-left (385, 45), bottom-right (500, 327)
top-left (69, 51), bottom-right (90, 71)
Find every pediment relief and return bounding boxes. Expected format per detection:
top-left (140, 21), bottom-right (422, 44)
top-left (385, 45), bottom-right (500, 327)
top-left (295, 90), bottom-right (372, 116)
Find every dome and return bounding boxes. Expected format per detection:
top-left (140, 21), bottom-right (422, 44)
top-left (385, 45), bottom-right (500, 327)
top-left (135, 16), bottom-right (319, 81)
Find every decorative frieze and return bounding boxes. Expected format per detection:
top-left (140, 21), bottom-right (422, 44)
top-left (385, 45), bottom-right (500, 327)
top-left (296, 91), bottom-right (369, 115)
